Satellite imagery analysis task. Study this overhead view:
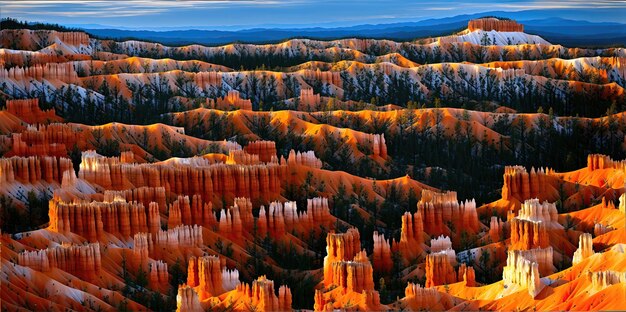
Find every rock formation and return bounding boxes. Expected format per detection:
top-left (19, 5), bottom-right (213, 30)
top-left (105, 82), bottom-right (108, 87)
top-left (573, 233), bottom-right (595, 265)
top-left (489, 216), bottom-right (504, 242)
top-left (205, 90), bottom-right (252, 111)
top-left (282, 149), bottom-right (323, 169)
top-left (298, 87), bottom-right (321, 111)
top-left (10, 133), bottom-right (66, 157)
top-left (501, 166), bottom-right (550, 202)
top-left (587, 270), bottom-right (626, 292)
top-left (371, 134), bottom-right (387, 158)
top-left (193, 72), bottom-right (223, 91)
top-left (328, 251), bottom-right (375, 293)
top-left (7, 123), bottom-right (78, 157)
top-left (230, 276), bottom-right (292, 312)
top-left (54, 31), bottom-right (90, 46)
top-left (217, 205), bottom-right (243, 237)
top-left (510, 247), bottom-right (555, 276)
top-left (154, 225), bottom-right (203, 249)
top-left (587, 154), bottom-right (626, 171)
top-left (323, 228), bottom-right (362, 286)
top-left (133, 232), bottom-right (152, 269)
top-left (517, 199), bottom-right (560, 228)
top-left (0, 63), bottom-right (79, 84)
top-left (0, 155), bottom-right (73, 185)
top-left (187, 255), bottom-right (240, 300)
top-left (457, 263), bottom-right (476, 286)
top-left (244, 141), bottom-right (277, 163)
top-left (48, 197), bottom-right (157, 241)
top-left (149, 260), bottom-right (169, 292)
top-left (226, 150), bottom-right (263, 165)
top-left (425, 251), bottom-right (457, 287)
top-left (403, 283), bottom-right (449, 310)
top-left (418, 190), bottom-right (479, 236)
top-left (103, 186), bottom-right (167, 214)
top-left (397, 211), bottom-right (425, 263)
top-left (502, 249), bottom-right (544, 298)
top-left (430, 235), bottom-right (453, 253)
top-left (372, 231), bottom-right (392, 273)
top-left (509, 218), bottom-right (549, 250)
top-left (258, 198), bottom-right (332, 239)
top-left (18, 243), bottom-right (102, 281)
top-left (79, 151), bottom-right (285, 205)
top-left (594, 223), bottom-right (615, 236)
top-left (468, 18), bottom-right (524, 32)
top-left (176, 285), bottom-right (203, 312)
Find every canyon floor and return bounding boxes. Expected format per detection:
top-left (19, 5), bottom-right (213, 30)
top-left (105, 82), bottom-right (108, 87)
top-left (0, 17), bottom-right (625, 311)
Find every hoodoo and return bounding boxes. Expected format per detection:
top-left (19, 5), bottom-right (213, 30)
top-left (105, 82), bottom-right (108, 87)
top-left (573, 233), bottom-right (595, 265)
top-left (372, 231), bottom-right (392, 273)
top-left (425, 251), bottom-right (457, 287)
top-left (502, 249), bottom-right (544, 298)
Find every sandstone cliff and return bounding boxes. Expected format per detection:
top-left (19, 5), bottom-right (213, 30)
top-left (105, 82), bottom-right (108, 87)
top-left (468, 18), bottom-right (524, 32)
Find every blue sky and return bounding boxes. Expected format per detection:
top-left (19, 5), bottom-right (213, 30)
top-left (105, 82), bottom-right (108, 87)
top-left (2, 0), bottom-right (625, 29)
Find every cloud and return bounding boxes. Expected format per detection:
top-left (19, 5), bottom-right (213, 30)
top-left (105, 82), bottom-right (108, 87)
top-left (2, 0), bottom-right (625, 28)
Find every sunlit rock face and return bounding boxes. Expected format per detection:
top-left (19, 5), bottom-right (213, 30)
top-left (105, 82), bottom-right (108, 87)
top-left (573, 233), bottom-right (595, 265)
top-left (502, 248), bottom-right (545, 298)
top-left (468, 18), bottom-right (524, 32)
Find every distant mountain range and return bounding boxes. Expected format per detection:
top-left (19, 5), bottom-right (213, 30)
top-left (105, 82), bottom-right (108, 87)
top-left (75, 10), bottom-right (626, 47)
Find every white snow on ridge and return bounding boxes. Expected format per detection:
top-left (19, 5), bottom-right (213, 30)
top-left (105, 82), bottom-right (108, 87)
top-left (442, 30), bottom-right (551, 46)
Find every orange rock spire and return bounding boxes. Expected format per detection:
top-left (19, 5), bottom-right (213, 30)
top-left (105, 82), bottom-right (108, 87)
top-left (397, 211), bottom-right (425, 263)
top-left (372, 231), bottom-right (392, 273)
top-left (424, 251), bottom-right (457, 287)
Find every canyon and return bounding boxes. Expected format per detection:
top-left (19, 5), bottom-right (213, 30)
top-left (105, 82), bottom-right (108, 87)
top-left (1, 17), bottom-right (625, 312)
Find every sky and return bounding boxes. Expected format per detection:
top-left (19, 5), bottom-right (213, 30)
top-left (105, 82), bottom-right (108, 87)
top-left (2, 0), bottom-right (626, 29)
